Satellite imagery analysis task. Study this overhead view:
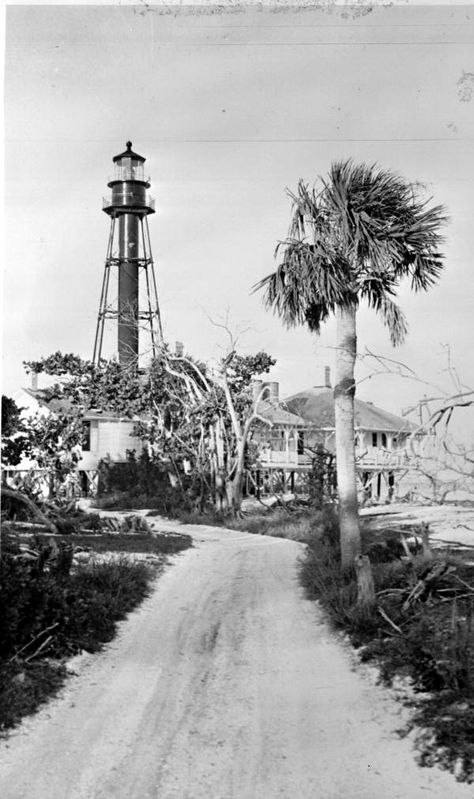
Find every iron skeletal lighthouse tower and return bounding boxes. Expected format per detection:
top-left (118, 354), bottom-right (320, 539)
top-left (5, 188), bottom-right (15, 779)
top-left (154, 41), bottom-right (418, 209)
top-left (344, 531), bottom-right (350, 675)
top-left (93, 142), bottom-right (163, 367)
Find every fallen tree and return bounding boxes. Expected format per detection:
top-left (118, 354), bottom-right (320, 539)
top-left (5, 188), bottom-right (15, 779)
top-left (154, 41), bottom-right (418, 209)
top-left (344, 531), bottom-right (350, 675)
top-left (1, 486), bottom-right (58, 535)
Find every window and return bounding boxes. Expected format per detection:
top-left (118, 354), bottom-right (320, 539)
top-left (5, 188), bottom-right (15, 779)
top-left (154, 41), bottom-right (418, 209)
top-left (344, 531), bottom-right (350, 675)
top-left (270, 429), bottom-right (286, 452)
top-left (297, 431), bottom-right (305, 455)
top-left (372, 432), bottom-right (378, 447)
top-left (381, 433), bottom-right (387, 448)
top-left (82, 422), bottom-right (91, 452)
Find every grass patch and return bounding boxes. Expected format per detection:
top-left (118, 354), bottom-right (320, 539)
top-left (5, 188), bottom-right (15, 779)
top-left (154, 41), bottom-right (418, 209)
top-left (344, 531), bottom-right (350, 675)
top-left (176, 504), bottom-right (331, 544)
top-left (227, 510), bottom-right (314, 541)
top-left (299, 512), bottom-right (474, 783)
top-left (61, 556), bottom-right (155, 653)
top-left (19, 530), bottom-right (193, 556)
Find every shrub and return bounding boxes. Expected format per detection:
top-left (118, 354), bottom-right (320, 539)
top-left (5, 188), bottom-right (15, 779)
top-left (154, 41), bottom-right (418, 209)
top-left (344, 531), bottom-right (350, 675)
top-left (96, 450), bottom-right (190, 516)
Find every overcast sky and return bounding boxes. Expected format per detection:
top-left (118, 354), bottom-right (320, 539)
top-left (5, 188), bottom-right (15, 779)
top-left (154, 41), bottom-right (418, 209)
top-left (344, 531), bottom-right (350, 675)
top-left (3, 1), bottom-right (474, 435)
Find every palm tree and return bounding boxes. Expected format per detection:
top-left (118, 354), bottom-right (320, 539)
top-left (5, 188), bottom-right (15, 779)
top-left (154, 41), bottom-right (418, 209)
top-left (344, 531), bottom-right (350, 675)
top-left (255, 160), bottom-right (447, 570)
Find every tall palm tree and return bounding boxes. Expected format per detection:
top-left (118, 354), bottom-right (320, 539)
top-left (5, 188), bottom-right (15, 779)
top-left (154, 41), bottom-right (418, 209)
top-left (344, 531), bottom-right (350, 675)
top-left (255, 160), bottom-right (447, 570)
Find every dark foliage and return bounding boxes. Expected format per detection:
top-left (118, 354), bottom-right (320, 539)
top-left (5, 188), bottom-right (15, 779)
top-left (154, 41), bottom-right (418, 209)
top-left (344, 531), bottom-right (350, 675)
top-left (307, 446), bottom-right (337, 510)
top-left (96, 450), bottom-right (192, 515)
top-left (1, 395), bottom-right (29, 466)
top-left (0, 660), bottom-right (67, 732)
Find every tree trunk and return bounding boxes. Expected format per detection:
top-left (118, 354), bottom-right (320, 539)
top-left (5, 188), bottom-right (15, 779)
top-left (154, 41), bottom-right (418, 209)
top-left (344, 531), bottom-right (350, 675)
top-left (334, 305), bottom-right (361, 570)
top-left (227, 466), bottom-right (245, 516)
top-left (355, 555), bottom-right (376, 613)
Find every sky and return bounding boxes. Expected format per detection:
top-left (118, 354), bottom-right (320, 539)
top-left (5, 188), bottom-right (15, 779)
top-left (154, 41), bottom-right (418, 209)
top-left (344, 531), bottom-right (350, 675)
top-left (3, 1), bottom-right (474, 437)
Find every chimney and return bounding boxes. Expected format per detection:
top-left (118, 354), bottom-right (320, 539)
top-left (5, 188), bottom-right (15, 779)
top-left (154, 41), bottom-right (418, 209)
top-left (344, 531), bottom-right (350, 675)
top-left (175, 341), bottom-right (184, 357)
top-left (262, 381), bottom-right (279, 403)
top-left (325, 366), bottom-right (331, 388)
top-left (31, 371), bottom-right (38, 391)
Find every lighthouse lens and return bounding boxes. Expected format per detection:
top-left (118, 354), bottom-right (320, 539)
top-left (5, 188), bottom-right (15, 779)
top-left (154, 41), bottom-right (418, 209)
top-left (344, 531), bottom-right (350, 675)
top-left (114, 157), bottom-right (145, 182)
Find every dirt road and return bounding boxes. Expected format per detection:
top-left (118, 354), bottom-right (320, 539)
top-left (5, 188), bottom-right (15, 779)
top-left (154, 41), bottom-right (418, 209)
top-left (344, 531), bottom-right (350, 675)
top-left (1, 522), bottom-right (472, 799)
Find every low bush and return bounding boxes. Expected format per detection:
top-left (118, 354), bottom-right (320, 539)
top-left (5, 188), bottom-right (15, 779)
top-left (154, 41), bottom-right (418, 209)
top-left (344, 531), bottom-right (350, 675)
top-left (96, 451), bottom-right (193, 516)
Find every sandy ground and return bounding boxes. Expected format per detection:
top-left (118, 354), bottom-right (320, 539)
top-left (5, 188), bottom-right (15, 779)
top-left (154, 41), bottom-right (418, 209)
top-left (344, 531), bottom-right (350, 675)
top-left (361, 502), bottom-right (474, 547)
top-left (1, 520), bottom-right (473, 799)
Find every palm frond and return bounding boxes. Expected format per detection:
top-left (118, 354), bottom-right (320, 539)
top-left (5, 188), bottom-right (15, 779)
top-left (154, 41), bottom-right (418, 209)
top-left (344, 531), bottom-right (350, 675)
top-left (255, 158), bottom-right (446, 345)
top-left (375, 296), bottom-right (408, 346)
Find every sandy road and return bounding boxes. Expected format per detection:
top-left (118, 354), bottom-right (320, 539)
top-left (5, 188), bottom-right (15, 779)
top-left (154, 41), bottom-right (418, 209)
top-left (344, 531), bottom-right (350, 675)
top-left (1, 522), bottom-right (472, 799)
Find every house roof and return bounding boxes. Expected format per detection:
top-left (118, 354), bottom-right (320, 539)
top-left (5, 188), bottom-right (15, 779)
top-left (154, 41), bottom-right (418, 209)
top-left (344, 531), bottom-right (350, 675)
top-left (21, 388), bottom-right (133, 423)
top-left (22, 387), bottom-right (72, 415)
top-left (282, 387), bottom-right (417, 433)
top-left (256, 400), bottom-right (306, 427)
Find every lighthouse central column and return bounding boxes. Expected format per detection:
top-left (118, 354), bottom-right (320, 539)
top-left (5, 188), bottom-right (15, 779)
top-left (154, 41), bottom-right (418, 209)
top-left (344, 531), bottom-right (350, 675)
top-left (118, 213), bottom-right (139, 366)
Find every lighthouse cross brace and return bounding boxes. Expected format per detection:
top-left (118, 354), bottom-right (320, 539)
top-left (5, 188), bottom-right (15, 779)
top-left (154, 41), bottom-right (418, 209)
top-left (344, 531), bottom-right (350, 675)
top-left (93, 142), bottom-right (163, 367)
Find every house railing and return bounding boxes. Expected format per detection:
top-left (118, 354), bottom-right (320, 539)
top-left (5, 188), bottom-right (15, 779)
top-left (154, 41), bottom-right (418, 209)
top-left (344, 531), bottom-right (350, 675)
top-left (259, 446), bottom-right (412, 470)
top-left (259, 449), bottom-right (299, 466)
top-left (356, 449), bottom-right (410, 469)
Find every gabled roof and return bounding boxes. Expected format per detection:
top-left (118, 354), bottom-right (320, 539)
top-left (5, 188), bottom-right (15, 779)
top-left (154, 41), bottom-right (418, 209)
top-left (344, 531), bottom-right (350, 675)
top-left (283, 387), bottom-right (417, 433)
top-left (256, 400), bottom-right (306, 427)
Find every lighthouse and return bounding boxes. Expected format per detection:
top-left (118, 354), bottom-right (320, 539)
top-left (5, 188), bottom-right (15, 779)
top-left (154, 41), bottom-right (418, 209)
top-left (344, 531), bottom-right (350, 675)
top-left (93, 142), bottom-right (163, 367)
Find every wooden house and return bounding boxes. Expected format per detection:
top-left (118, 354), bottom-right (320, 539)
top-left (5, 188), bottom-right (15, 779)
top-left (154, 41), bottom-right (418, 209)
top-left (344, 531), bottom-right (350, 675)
top-left (253, 371), bottom-right (421, 502)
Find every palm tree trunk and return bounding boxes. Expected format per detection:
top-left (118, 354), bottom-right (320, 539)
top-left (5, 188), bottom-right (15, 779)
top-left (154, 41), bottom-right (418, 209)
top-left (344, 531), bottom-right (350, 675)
top-left (334, 305), bottom-right (361, 570)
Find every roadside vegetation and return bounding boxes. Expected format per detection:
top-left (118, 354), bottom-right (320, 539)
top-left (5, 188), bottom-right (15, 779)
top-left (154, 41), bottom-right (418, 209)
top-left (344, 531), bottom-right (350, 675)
top-left (301, 517), bottom-right (474, 782)
top-left (177, 504), bottom-right (315, 541)
top-left (224, 500), bottom-right (474, 783)
top-left (0, 501), bottom-right (192, 733)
